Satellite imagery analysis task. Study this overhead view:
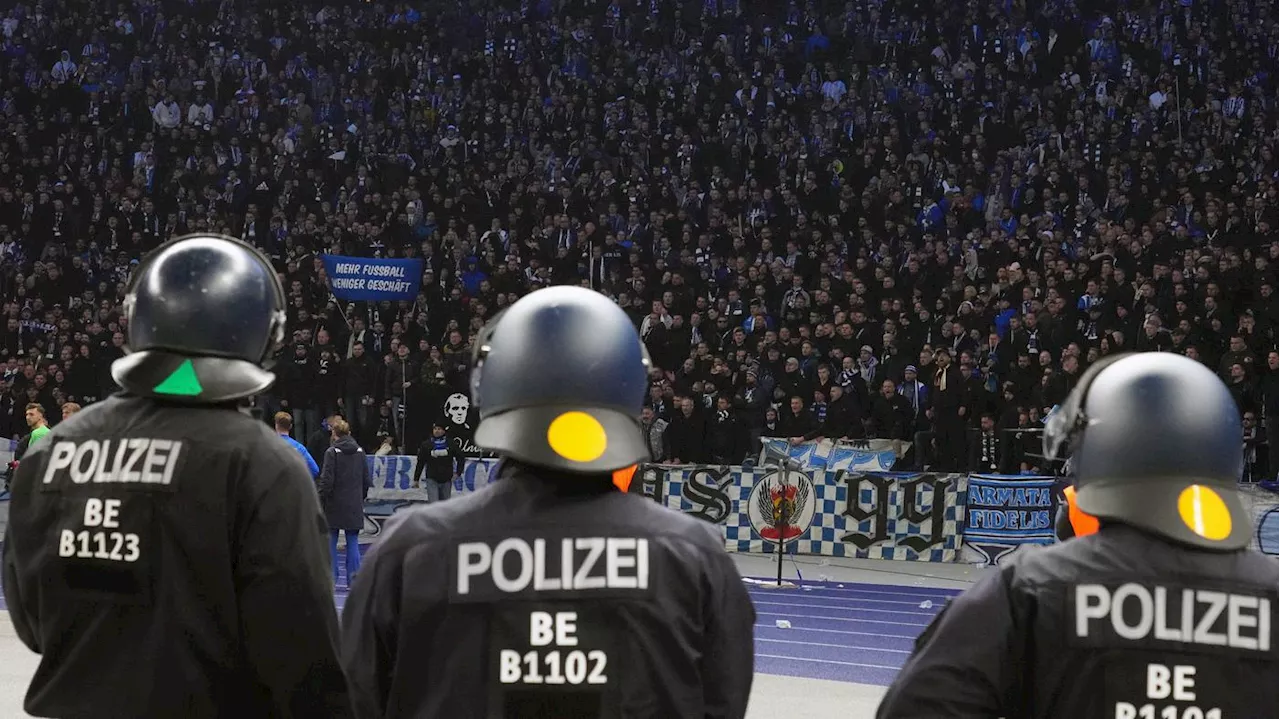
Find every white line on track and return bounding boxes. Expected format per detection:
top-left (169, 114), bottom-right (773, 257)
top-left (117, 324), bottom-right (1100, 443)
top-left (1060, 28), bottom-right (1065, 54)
top-left (753, 623), bottom-right (921, 641)
top-left (754, 611), bottom-right (929, 629)
top-left (746, 591), bottom-right (946, 608)
top-left (750, 599), bottom-right (934, 616)
top-left (755, 637), bottom-right (911, 655)
top-left (745, 582), bottom-right (958, 598)
top-left (755, 653), bottom-right (899, 670)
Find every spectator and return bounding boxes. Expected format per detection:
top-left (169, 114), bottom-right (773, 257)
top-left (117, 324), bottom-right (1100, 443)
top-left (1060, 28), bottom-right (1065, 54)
top-left (150, 94), bottom-right (181, 130)
top-left (307, 415), bottom-right (337, 469)
top-left (341, 343), bottom-right (376, 439)
top-left (968, 412), bottom-right (1015, 475)
top-left (1261, 352), bottom-right (1279, 481)
top-left (1219, 335), bottom-right (1255, 381)
top-left (706, 395), bottom-right (749, 464)
top-left (60, 401), bottom-right (80, 422)
top-left (1226, 363), bottom-right (1256, 415)
top-left (413, 421), bottom-right (463, 500)
top-left (385, 344), bottom-right (414, 446)
top-left (778, 395), bottom-right (821, 446)
top-left (868, 380), bottom-right (912, 442)
top-left (823, 384), bottom-right (862, 441)
top-left (279, 344), bottom-right (319, 442)
top-left (664, 396), bottom-right (707, 464)
top-left (317, 418), bottom-right (370, 585)
top-left (0, 0), bottom-right (1270, 485)
top-left (366, 404), bottom-right (399, 451)
top-left (274, 411), bottom-right (319, 479)
top-left (898, 365), bottom-right (930, 430)
top-left (186, 93), bottom-right (214, 127)
top-left (929, 349), bottom-right (968, 471)
top-left (314, 347), bottom-right (342, 421)
top-left (1242, 411), bottom-right (1267, 482)
top-left (639, 405), bottom-right (669, 463)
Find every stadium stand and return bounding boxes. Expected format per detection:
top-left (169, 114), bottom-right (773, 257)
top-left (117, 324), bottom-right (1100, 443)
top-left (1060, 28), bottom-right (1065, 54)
top-left (0, 0), bottom-right (1274, 480)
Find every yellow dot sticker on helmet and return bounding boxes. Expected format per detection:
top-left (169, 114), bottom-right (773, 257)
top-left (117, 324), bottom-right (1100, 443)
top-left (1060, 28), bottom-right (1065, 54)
top-left (1176, 484), bottom-right (1232, 541)
top-left (546, 411), bottom-right (608, 463)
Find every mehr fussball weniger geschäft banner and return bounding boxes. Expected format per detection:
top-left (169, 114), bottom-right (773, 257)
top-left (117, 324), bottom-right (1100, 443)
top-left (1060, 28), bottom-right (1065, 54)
top-left (322, 255), bottom-right (423, 301)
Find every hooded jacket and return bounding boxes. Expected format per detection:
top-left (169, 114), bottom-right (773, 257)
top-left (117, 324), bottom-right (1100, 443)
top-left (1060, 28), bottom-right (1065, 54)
top-left (318, 436), bottom-right (371, 531)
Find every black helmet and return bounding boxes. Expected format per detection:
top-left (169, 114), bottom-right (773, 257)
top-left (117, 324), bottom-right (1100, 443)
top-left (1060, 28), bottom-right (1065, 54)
top-left (470, 286), bottom-right (651, 473)
top-left (112, 234), bottom-right (287, 403)
top-left (1043, 353), bottom-right (1249, 550)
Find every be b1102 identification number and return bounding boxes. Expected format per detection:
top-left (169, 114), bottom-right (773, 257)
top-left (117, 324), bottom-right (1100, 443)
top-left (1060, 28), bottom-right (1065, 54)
top-left (499, 611), bottom-right (608, 686)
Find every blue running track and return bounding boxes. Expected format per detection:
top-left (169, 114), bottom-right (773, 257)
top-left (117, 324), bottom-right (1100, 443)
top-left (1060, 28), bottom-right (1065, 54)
top-left (2, 560), bottom-right (954, 688)
top-left (744, 579), bottom-right (956, 686)
top-left (332, 574), bottom-right (956, 687)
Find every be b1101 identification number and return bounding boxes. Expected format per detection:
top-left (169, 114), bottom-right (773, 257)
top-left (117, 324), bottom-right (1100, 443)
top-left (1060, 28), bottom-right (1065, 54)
top-left (1115, 664), bottom-right (1222, 719)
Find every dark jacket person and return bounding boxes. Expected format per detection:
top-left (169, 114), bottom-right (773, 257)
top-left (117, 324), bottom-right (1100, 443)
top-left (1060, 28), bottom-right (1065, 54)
top-left (307, 415), bottom-right (334, 468)
top-left (318, 418), bottom-right (371, 585)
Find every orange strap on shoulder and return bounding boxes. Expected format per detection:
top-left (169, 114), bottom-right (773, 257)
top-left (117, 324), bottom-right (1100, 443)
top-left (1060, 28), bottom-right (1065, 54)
top-left (1064, 485), bottom-right (1100, 537)
top-left (612, 464), bottom-right (638, 493)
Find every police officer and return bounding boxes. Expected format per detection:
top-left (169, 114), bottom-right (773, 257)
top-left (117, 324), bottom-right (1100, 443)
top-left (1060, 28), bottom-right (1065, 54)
top-left (341, 285), bottom-right (755, 719)
top-left (2, 234), bottom-right (353, 718)
top-left (877, 353), bottom-right (1279, 719)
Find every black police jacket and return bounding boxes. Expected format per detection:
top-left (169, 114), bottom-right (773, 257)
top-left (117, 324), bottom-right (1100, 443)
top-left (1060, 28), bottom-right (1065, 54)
top-left (341, 462), bottom-right (756, 719)
top-left (1, 394), bottom-right (354, 719)
top-left (877, 525), bottom-right (1279, 719)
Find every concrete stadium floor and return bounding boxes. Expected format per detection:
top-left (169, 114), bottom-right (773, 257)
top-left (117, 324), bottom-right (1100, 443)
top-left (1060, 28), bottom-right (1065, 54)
top-left (0, 553), bottom-right (986, 718)
top-left (0, 615), bottom-right (36, 719)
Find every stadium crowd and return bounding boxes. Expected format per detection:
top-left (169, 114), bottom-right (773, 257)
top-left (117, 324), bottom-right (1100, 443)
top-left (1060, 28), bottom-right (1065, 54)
top-left (0, 0), bottom-right (1275, 480)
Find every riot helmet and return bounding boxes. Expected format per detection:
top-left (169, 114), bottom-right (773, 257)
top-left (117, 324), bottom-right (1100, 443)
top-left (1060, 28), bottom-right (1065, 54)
top-left (469, 286), bottom-right (651, 473)
top-left (112, 234), bottom-right (287, 403)
top-left (1043, 353), bottom-right (1250, 550)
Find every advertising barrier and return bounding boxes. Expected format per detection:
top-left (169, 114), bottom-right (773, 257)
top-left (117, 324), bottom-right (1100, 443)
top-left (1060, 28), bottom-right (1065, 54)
top-left (322, 254), bottom-right (423, 301)
top-left (960, 474), bottom-right (1058, 567)
top-left (0, 436), bottom-right (1273, 563)
top-left (360, 455), bottom-right (497, 541)
top-left (1243, 485), bottom-right (1279, 555)
top-left (366, 455), bottom-right (498, 501)
top-left (1, 445), bottom-right (1232, 560)
top-left (0, 437), bottom-right (14, 537)
top-left (758, 438), bottom-right (901, 472)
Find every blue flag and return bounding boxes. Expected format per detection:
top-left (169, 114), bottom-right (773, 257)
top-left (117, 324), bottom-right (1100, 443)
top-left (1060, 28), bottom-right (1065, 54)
top-left (322, 255), bottom-right (423, 301)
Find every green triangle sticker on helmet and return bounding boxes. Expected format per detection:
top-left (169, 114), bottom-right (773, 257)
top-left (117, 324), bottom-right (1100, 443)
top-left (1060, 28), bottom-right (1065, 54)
top-left (152, 359), bottom-right (205, 396)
